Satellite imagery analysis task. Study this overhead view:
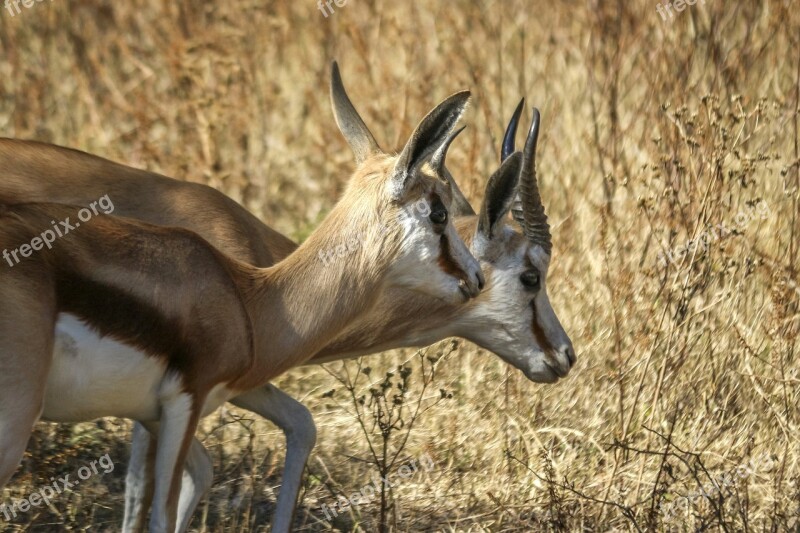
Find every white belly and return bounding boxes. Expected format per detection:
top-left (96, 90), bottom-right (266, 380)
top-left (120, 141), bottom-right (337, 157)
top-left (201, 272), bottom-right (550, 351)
top-left (43, 314), bottom-right (167, 421)
top-left (42, 314), bottom-right (235, 423)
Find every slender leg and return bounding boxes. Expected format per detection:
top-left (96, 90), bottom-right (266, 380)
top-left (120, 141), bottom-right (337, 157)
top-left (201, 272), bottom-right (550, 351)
top-left (0, 278), bottom-right (54, 488)
top-left (231, 385), bottom-right (317, 533)
top-left (0, 399), bottom-right (41, 488)
top-left (122, 422), bottom-right (157, 533)
top-left (124, 425), bottom-right (213, 533)
top-left (147, 378), bottom-right (201, 533)
top-left (174, 438), bottom-right (213, 532)
top-left (122, 384), bottom-right (313, 533)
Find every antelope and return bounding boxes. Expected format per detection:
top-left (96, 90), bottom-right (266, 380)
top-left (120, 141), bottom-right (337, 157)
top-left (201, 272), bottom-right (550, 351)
top-left (0, 67), bottom-right (574, 532)
top-left (0, 70), bottom-right (494, 532)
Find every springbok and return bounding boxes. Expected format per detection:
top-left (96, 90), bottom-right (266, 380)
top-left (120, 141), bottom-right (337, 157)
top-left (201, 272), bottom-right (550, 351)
top-left (0, 76), bottom-right (496, 532)
top-left (0, 71), bottom-right (574, 532)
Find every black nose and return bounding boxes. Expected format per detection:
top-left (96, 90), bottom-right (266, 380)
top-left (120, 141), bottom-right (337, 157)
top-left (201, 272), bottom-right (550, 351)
top-left (565, 346), bottom-right (576, 367)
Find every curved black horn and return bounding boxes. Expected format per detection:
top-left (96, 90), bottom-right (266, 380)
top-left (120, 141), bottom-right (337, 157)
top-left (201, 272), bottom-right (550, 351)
top-left (502, 98), bottom-right (525, 161)
top-left (431, 125), bottom-right (466, 178)
top-left (430, 126), bottom-right (475, 216)
top-left (511, 108), bottom-right (552, 256)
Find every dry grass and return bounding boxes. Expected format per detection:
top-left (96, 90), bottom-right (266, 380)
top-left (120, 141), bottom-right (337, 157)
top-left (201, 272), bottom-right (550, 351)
top-left (1, 0), bottom-right (799, 531)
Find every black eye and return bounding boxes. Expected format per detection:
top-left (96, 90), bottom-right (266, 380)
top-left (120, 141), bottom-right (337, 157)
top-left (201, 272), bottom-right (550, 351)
top-left (520, 269), bottom-right (540, 291)
top-left (430, 209), bottom-right (448, 225)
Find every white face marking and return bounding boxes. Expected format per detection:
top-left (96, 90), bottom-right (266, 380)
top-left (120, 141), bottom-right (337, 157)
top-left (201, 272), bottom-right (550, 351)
top-left (456, 229), bottom-right (574, 383)
top-left (389, 194), bottom-right (481, 304)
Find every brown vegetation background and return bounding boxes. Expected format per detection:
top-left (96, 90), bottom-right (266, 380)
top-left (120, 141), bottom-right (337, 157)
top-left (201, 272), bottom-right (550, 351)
top-left (1, 0), bottom-right (799, 531)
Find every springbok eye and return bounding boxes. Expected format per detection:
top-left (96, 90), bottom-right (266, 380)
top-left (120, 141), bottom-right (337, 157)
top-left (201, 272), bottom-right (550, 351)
top-left (520, 269), bottom-right (540, 291)
top-left (430, 208), bottom-right (448, 225)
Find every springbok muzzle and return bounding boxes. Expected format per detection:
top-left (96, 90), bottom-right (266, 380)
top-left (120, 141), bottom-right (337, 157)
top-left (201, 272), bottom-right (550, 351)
top-left (442, 227), bottom-right (484, 299)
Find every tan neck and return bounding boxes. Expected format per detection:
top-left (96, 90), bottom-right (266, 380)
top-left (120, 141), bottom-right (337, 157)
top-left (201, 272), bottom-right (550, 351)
top-left (311, 295), bottom-right (457, 362)
top-left (311, 216), bottom-right (479, 362)
top-left (235, 210), bottom-right (396, 387)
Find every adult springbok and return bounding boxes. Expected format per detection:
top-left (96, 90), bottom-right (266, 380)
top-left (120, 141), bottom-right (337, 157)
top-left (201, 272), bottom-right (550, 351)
top-left (0, 74), bottom-right (495, 532)
top-left (0, 68), bottom-right (574, 532)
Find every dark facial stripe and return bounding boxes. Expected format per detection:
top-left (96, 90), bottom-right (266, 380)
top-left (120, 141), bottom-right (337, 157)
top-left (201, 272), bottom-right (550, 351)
top-left (531, 301), bottom-right (555, 354)
top-left (438, 233), bottom-right (469, 284)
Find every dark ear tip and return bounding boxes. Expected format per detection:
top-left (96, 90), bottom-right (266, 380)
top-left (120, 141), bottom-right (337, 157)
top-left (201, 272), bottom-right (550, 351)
top-left (498, 150), bottom-right (523, 178)
top-left (449, 90), bottom-right (471, 106)
top-left (478, 150), bottom-right (523, 238)
top-left (331, 61), bottom-right (341, 80)
top-left (507, 150), bottom-right (523, 167)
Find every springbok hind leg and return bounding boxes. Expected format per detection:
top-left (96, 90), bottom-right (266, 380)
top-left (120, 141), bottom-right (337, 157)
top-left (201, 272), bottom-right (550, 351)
top-left (126, 384), bottom-right (313, 533)
top-left (122, 422), bottom-right (157, 533)
top-left (146, 377), bottom-right (202, 533)
top-left (231, 385), bottom-right (317, 533)
top-left (0, 278), bottom-right (55, 488)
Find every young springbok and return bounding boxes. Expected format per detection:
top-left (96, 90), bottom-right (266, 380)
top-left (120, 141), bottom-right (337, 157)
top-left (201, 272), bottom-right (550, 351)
top-left (0, 82), bottom-right (495, 532)
top-left (0, 70), bottom-right (573, 531)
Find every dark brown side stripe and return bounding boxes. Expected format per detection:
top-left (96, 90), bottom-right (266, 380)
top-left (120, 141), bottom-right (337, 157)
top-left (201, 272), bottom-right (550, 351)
top-left (55, 270), bottom-right (195, 374)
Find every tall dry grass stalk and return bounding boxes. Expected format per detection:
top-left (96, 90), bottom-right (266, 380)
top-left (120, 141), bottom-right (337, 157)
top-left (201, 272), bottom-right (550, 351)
top-left (1, 0), bottom-right (798, 531)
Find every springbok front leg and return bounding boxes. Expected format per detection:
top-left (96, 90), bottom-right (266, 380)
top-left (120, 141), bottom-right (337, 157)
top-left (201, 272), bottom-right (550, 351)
top-left (175, 438), bottom-right (213, 532)
top-left (146, 377), bottom-right (203, 533)
top-left (231, 385), bottom-right (317, 533)
top-left (124, 424), bottom-right (213, 533)
top-left (125, 385), bottom-right (313, 533)
top-left (0, 275), bottom-right (55, 489)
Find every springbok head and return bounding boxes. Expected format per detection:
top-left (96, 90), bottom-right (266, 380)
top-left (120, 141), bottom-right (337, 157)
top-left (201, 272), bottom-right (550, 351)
top-left (325, 62), bottom-right (485, 303)
top-left (459, 100), bottom-right (574, 382)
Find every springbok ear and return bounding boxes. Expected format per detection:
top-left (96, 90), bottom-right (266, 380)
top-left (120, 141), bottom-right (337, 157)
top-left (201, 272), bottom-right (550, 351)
top-left (477, 151), bottom-right (522, 239)
top-left (330, 61), bottom-right (381, 164)
top-left (390, 90), bottom-right (471, 199)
